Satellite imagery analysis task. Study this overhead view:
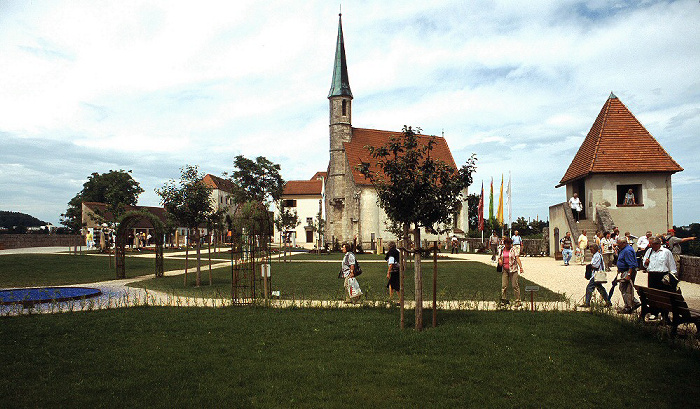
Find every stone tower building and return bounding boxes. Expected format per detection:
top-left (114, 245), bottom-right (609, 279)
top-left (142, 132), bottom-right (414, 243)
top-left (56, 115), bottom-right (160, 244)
top-left (324, 14), bottom-right (468, 249)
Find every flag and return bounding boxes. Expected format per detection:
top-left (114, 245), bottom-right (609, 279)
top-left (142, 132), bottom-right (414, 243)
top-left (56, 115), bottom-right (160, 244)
top-left (489, 177), bottom-right (494, 221)
top-left (497, 174), bottom-right (504, 224)
top-left (507, 171), bottom-right (512, 227)
top-left (478, 182), bottom-right (484, 232)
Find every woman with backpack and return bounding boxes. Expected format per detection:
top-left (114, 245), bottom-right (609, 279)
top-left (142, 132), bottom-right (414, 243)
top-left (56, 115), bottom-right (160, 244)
top-left (341, 242), bottom-right (362, 304)
top-left (385, 241), bottom-right (401, 302)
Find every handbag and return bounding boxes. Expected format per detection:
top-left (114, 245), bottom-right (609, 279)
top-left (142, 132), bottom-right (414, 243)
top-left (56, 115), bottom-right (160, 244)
top-left (594, 270), bottom-right (607, 283)
top-left (496, 263), bottom-right (503, 273)
top-left (585, 264), bottom-right (593, 280)
top-left (353, 260), bottom-right (362, 276)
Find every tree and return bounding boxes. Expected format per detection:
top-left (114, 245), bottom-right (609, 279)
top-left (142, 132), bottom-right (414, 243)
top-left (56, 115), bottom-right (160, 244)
top-left (274, 204), bottom-right (300, 262)
top-left (466, 193), bottom-right (480, 233)
top-left (313, 206), bottom-right (326, 253)
top-left (61, 170), bottom-right (144, 233)
top-left (359, 125), bottom-right (477, 330)
top-left (227, 155), bottom-right (284, 206)
top-left (156, 165), bottom-right (213, 287)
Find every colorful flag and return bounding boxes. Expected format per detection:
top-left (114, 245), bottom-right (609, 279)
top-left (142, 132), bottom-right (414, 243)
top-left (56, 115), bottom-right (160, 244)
top-left (478, 182), bottom-right (484, 232)
top-left (489, 177), bottom-right (494, 221)
top-left (497, 174), bottom-right (504, 224)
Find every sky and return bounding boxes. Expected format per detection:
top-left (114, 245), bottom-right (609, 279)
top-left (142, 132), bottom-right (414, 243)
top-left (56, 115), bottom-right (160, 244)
top-left (1, 0), bottom-right (699, 228)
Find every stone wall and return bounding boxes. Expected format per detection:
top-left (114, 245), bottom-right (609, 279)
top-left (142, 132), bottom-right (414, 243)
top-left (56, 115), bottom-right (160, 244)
top-left (680, 255), bottom-right (700, 285)
top-left (461, 238), bottom-right (547, 256)
top-left (0, 234), bottom-right (82, 250)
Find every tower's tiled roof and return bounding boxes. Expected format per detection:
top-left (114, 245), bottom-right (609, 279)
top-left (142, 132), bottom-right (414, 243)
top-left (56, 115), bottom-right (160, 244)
top-left (283, 180), bottom-right (323, 196)
top-left (202, 174), bottom-right (237, 193)
top-left (558, 93), bottom-right (683, 187)
top-left (344, 128), bottom-right (458, 186)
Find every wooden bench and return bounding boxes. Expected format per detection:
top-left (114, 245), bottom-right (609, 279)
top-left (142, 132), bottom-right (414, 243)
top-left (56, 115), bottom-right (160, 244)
top-left (634, 285), bottom-right (700, 335)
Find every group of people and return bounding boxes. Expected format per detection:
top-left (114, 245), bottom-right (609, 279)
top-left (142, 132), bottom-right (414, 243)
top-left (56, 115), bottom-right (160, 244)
top-left (577, 227), bottom-right (695, 313)
top-left (339, 241), bottom-right (402, 305)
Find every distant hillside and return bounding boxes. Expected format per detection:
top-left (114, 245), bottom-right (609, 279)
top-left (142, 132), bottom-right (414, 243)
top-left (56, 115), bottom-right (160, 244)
top-left (0, 211), bottom-right (47, 228)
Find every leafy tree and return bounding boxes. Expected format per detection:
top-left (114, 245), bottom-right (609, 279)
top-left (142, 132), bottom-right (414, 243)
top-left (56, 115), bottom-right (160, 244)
top-left (466, 193), bottom-right (480, 233)
top-left (61, 170), bottom-right (143, 233)
top-left (274, 204), bottom-right (300, 261)
top-left (359, 125), bottom-right (477, 330)
top-left (156, 165), bottom-right (213, 287)
top-left (227, 155), bottom-right (284, 206)
top-left (0, 211), bottom-right (46, 229)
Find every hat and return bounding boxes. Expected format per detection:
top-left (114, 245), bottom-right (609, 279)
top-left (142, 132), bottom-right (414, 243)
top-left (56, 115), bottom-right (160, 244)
top-left (668, 228), bottom-right (675, 234)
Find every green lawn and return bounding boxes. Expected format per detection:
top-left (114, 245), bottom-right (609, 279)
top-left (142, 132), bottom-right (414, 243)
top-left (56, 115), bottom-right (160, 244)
top-left (0, 307), bottom-right (698, 408)
top-left (131, 256), bottom-right (565, 302)
top-left (0, 254), bottom-right (189, 288)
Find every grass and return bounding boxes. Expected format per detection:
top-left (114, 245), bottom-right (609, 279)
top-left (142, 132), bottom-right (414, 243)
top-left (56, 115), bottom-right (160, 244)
top-left (0, 307), bottom-right (698, 408)
top-left (0, 254), bottom-right (189, 288)
top-left (131, 255), bottom-right (565, 302)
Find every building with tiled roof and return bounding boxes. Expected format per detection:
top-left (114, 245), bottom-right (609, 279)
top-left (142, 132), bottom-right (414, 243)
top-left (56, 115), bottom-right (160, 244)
top-left (549, 93), bottom-right (683, 256)
top-left (202, 174), bottom-right (237, 218)
top-left (274, 176), bottom-right (325, 248)
top-left (324, 15), bottom-right (467, 250)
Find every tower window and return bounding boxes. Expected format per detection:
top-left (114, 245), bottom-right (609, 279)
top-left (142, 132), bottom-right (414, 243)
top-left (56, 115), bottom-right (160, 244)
top-left (342, 100), bottom-right (347, 116)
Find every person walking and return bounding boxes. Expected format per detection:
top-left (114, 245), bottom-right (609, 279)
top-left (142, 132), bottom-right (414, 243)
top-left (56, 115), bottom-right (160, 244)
top-left (577, 229), bottom-right (588, 265)
top-left (600, 231), bottom-right (614, 271)
top-left (511, 230), bottom-right (522, 257)
top-left (489, 231), bottom-right (500, 261)
top-left (579, 244), bottom-right (610, 308)
top-left (615, 237), bottom-right (641, 314)
top-left (569, 193), bottom-right (583, 222)
top-left (498, 237), bottom-right (524, 306)
top-left (341, 243), bottom-right (362, 304)
top-left (560, 231), bottom-right (573, 266)
top-left (385, 241), bottom-right (401, 302)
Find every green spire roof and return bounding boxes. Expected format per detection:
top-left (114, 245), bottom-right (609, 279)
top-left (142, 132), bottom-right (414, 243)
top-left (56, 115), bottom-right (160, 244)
top-left (328, 14), bottom-right (352, 99)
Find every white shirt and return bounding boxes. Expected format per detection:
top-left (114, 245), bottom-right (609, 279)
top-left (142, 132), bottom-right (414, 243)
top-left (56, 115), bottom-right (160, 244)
top-left (568, 196), bottom-right (582, 211)
top-left (643, 247), bottom-right (676, 274)
top-left (511, 235), bottom-right (522, 245)
top-left (601, 237), bottom-right (614, 254)
top-left (637, 236), bottom-right (649, 251)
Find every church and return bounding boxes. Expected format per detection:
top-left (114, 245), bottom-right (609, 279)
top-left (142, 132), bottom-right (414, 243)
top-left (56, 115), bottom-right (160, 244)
top-left (322, 14), bottom-right (468, 250)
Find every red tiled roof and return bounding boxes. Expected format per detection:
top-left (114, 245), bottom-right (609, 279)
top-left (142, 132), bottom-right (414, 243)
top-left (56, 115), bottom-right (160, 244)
top-left (558, 94), bottom-right (683, 187)
top-left (283, 180), bottom-right (323, 196)
top-left (202, 174), bottom-right (237, 193)
top-left (344, 128), bottom-right (458, 186)
top-left (82, 202), bottom-right (169, 228)
top-left (310, 171), bottom-right (327, 181)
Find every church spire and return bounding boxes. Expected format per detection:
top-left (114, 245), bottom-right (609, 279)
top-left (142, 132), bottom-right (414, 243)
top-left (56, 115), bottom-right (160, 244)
top-left (328, 13), bottom-right (352, 98)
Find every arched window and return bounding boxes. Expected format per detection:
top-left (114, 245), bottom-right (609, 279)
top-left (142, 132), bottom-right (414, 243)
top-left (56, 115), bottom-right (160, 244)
top-left (342, 99), bottom-right (347, 116)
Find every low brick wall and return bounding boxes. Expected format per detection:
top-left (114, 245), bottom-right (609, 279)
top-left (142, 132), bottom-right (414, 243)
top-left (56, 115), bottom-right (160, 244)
top-left (680, 255), bottom-right (700, 285)
top-left (0, 234), bottom-right (82, 250)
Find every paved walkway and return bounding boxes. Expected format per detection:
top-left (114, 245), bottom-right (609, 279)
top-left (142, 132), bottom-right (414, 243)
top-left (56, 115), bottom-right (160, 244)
top-left (2, 247), bottom-right (699, 314)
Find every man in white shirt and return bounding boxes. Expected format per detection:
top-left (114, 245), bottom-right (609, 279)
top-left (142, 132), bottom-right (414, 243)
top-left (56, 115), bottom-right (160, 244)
top-left (643, 237), bottom-right (678, 292)
top-left (511, 230), bottom-right (522, 256)
top-left (636, 231), bottom-right (652, 269)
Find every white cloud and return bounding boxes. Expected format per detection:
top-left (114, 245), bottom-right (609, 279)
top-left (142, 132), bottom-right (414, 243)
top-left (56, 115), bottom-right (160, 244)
top-left (1, 0), bottom-right (699, 226)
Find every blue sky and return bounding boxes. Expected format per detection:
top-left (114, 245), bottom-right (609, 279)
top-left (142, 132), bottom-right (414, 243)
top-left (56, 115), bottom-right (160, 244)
top-left (1, 0), bottom-right (698, 228)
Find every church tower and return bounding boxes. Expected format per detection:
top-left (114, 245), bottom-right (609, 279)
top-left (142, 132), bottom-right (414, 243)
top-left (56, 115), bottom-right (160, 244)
top-left (326, 13), bottom-right (354, 244)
